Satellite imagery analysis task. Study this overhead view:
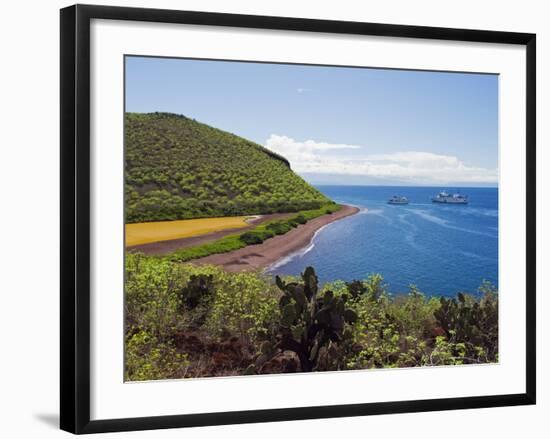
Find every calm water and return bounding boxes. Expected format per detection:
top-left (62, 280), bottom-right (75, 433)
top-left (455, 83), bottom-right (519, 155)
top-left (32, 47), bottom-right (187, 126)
top-left (270, 186), bottom-right (498, 297)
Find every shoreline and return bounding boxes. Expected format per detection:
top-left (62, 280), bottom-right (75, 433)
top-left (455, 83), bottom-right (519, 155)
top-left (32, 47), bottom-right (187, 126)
top-left (192, 204), bottom-right (360, 272)
top-left (265, 222), bottom-right (330, 272)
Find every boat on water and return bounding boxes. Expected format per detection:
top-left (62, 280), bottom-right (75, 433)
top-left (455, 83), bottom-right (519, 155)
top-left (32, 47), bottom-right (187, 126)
top-left (432, 191), bottom-right (468, 204)
top-left (388, 195), bottom-right (409, 205)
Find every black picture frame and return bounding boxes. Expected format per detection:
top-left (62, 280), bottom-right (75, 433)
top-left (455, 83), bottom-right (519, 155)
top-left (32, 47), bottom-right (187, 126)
top-left (60, 4), bottom-right (536, 434)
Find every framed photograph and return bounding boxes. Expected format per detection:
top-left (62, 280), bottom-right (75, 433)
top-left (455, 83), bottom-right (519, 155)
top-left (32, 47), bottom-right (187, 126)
top-left (60, 4), bottom-right (536, 434)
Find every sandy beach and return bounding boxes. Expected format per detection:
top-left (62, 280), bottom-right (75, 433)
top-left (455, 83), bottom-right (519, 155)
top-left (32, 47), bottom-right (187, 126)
top-left (193, 204), bottom-right (360, 272)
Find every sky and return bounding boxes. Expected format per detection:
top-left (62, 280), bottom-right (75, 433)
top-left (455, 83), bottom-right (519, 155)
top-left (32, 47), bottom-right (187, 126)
top-left (126, 56), bottom-right (498, 187)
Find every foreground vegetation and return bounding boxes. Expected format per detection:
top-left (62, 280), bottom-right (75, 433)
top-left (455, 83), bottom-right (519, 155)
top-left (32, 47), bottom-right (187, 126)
top-left (162, 203), bottom-right (340, 262)
top-left (125, 254), bottom-right (498, 381)
top-left (125, 112), bottom-right (330, 222)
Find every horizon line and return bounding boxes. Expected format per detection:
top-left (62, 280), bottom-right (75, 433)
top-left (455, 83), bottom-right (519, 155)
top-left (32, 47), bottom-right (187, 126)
top-left (311, 183), bottom-right (498, 188)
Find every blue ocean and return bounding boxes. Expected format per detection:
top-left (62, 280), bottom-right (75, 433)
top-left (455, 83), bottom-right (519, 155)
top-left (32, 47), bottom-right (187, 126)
top-left (270, 186), bottom-right (498, 297)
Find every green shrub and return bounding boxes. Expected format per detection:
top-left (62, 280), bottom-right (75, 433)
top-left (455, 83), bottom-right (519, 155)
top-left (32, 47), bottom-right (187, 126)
top-left (179, 274), bottom-right (215, 310)
top-left (205, 270), bottom-right (279, 343)
top-left (167, 235), bottom-right (246, 263)
top-left (266, 221), bottom-right (292, 235)
top-left (346, 278), bottom-right (498, 369)
top-left (125, 254), bottom-right (281, 379)
top-left (125, 329), bottom-right (189, 381)
top-left (240, 231), bottom-right (265, 245)
top-left (260, 230), bottom-right (275, 240)
top-left (125, 254), bottom-right (183, 340)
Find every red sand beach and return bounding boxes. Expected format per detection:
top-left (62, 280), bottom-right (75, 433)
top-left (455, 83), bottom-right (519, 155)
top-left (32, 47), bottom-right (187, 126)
top-left (193, 205), bottom-right (360, 272)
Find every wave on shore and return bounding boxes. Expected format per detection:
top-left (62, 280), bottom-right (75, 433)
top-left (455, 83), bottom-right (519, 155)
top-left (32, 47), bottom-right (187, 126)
top-left (266, 223), bottom-right (330, 272)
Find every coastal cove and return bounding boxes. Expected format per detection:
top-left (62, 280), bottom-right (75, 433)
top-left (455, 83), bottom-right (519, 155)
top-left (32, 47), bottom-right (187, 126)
top-left (125, 186), bottom-right (498, 299)
top-left (270, 185), bottom-right (499, 298)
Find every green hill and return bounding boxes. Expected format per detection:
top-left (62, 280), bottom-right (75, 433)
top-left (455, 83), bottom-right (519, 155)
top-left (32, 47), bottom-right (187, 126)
top-left (125, 113), bottom-right (331, 223)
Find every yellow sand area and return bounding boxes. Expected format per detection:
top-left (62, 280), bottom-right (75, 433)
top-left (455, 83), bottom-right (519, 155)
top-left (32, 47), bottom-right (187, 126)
top-left (126, 216), bottom-right (252, 246)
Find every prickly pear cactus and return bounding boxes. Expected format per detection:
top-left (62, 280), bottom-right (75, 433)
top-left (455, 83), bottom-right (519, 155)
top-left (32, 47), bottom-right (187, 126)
top-left (435, 293), bottom-right (483, 342)
top-left (256, 266), bottom-right (358, 372)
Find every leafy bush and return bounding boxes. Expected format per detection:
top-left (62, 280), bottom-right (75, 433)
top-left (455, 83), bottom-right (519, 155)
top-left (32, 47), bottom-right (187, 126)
top-left (266, 221), bottom-right (293, 235)
top-left (125, 330), bottom-right (189, 381)
top-left (292, 214), bottom-right (307, 225)
top-left (125, 255), bottom-right (183, 340)
top-left (205, 271), bottom-right (279, 343)
top-left (125, 254), bottom-right (280, 379)
top-left (179, 274), bottom-right (215, 310)
top-left (239, 229), bottom-right (275, 245)
top-left (167, 235), bottom-right (246, 263)
top-left (344, 277), bottom-right (497, 369)
top-left (239, 231), bottom-right (264, 245)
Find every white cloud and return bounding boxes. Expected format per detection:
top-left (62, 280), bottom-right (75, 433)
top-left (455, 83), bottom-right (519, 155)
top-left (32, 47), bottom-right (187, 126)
top-left (296, 88), bottom-right (312, 93)
top-left (264, 134), bottom-right (497, 184)
top-left (265, 134), bottom-right (360, 163)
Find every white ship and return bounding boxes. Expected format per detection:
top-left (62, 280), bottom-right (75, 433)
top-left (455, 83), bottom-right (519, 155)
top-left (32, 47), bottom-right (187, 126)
top-left (388, 195), bottom-right (409, 205)
top-left (432, 191), bottom-right (468, 204)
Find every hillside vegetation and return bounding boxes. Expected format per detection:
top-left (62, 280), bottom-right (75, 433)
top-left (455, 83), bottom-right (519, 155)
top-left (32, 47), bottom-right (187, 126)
top-left (125, 113), bottom-right (330, 223)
